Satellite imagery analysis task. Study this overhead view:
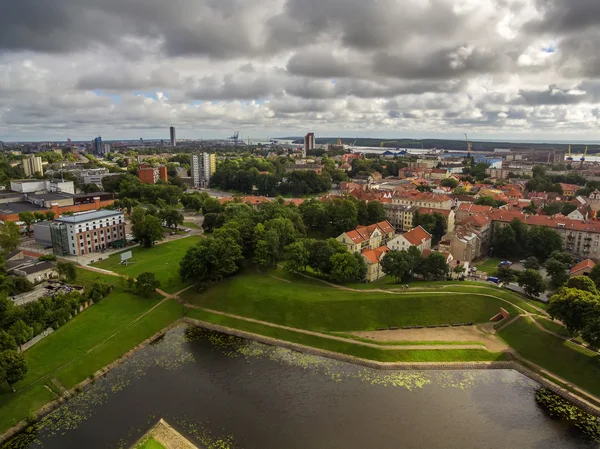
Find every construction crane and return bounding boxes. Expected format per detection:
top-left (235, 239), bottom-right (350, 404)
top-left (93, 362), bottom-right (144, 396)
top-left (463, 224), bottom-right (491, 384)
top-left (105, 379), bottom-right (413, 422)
top-left (464, 133), bottom-right (472, 157)
top-left (566, 144), bottom-right (573, 161)
top-left (580, 146), bottom-right (588, 168)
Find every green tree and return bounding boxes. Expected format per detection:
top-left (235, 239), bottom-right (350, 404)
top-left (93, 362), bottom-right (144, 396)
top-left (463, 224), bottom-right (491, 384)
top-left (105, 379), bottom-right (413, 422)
top-left (253, 239), bottom-right (278, 268)
top-left (45, 211), bottom-right (55, 221)
top-left (0, 350), bottom-right (28, 391)
top-left (492, 224), bottom-right (517, 257)
top-left (518, 269), bottom-right (546, 297)
top-left (328, 198), bottom-right (359, 234)
top-left (56, 261), bottom-right (77, 282)
top-left (381, 251), bottom-right (413, 283)
top-left (523, 256), bottom-right (540, 270)
top-left (497, 266), bottom-right (517, 283)
top-left (542, 202), bottom-right (562, 216)
top-left (17, 212), bottom-right (35, 236)
top-left (180, 236), bottom-right (243, 285)
top-left (133, 214), bottom-right (164, 247)
top-left (566, 276), bottom-right (598, 294)
top-left (135, 272), bottom-right (161, 296)
top-left (131, 206), bottom-right (147, 228)
top-left (0, 222), bottom-right (21, 253)
top-left (284, 241), bottom-right (310, 273)
top-left (160, 207), bottom-right (184, 229)
top-left (202, 197), bottom-right (223, 215)
top-left (548, 288), bottom-right (599, 336)
top-left (329, 252), bottom-right (360, 284)
top-left (299, 200), bottom-right (329, 231)
top-left (418, 253), bottom-right (449, 280)
top-left (582, 313), bottom-right (600, 350)
top-left (87, 280), bottom-right (113, 302)
top-left (8, 320), bottom-right (34, 347)
top-left (440, 178), bottom-right (458, 188)
top-left (526, 226), bottom-right (563, 261)
top-left (548, 250), bottom-right (574, 266)
top-left (413, 211), bottom-right (447, 245)
top-left (0, 330), bottom-right (17, 352)
top-left (366, 201), bottom-right (387, 224)
top-left (202, 213), bottom-right (224, 232)
top-left (590, 264), bottom-right (600, 289)
top-left (545, 258), bottom-right (569, 289)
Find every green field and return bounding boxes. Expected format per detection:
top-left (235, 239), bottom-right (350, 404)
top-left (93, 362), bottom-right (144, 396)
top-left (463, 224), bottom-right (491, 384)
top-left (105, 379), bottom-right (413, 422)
top-left (186, 309), bottom-right (505, 363)
top-left (183, 221), bottom-right (201, 229)
top-left (473, 258), bottom-right (502, 276)
top-left (182, 270), bottom-right (520, 331)
top-left (0, 270), bottom-right (186, 433)
top-left (498, 317), bottom-right (600, 397)
top-left (92, 236), bottom-right (202, 293)
top-left (136, 437), bottom-right (166, 449)
top-left (537, 318), bottom-right (571, 338)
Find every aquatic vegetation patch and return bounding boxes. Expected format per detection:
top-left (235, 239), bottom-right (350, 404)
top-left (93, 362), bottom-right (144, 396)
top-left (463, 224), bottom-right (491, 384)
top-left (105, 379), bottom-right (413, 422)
top-left (535, 388), bottom-right (600, 442)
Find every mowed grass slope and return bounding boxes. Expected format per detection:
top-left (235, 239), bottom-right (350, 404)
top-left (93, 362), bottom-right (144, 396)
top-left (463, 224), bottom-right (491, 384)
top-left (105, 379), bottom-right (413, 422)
top-left (92, 236), bottom-right (201, 293)
top-left (183, 271), bottom-right (519, 331)
top-left (498, 317), bottom-right (600, 397)
top-left (186, 308), bottom-right (506, 363)
top-left (0, 269), bottom-right (185, 433)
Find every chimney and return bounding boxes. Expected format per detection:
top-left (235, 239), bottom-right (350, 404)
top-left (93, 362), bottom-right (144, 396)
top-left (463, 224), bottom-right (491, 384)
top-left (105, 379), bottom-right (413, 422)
top-left (93, 196), bottom-right (100, 210)
top-left (51, 202), bottom-right (59, 217)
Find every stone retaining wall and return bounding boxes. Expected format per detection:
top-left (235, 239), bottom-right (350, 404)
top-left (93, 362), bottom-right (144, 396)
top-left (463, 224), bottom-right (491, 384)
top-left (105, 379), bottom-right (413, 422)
top-left (19, 327), bottom-right (54, 352)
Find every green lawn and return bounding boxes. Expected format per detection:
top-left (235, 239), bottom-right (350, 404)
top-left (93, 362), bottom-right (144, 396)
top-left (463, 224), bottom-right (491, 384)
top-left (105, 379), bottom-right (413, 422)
top-left (92, 236), bottom-right (202, 293)
top-left (0, 270), bottom-right (186, 433)
top-left (537, 318), bottom-right (571, 338)
top-left (473, 258), bottom-right (503, 276)
top-left (183, 270), bottom-right (520, 332)
top-left (137, 437), bottom-right (166, 449)
top-left (186, 309), bottom-right (505, 363)
top-left (183, 221), bottom-right (201, 229)
top-left (498, 318), bottom-right (600, 397)
top-left (330, 333), bottom-right (483, 346)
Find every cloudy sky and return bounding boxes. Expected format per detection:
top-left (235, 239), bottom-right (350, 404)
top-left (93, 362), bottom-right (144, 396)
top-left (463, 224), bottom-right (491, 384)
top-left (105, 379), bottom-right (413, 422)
top-left (2, 0), bottom-right (600, 142)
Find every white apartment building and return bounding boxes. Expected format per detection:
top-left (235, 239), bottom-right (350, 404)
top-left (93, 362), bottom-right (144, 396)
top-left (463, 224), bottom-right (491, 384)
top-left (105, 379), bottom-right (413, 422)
top-left (191, 153), bottom-right (216, 188)
top-left (50, 210), bottom-right (125, 256)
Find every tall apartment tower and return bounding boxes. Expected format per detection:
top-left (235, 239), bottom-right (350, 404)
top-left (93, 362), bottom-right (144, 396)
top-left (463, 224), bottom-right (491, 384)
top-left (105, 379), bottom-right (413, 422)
top-left (170, 126), bottom-right (176, 147)
top-left (23, 155), bottom-right (44, 177)
top-left (191, 153), bottom-right (216, 188)
top-left (93, 136), bottom-right (102, 155)
top-left (304, 132), bottom-right (315, 157)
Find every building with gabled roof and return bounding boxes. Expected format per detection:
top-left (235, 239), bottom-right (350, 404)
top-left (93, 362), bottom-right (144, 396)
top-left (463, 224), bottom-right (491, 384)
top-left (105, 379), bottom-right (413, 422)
top-left (387, 226), bottom-right (432, 252)
top-left (361, 245), bottom-right (390, 282)
top-left (569, 259), bottom-right (596, 277)
top-left (336, 220), bottom-right (396, 253)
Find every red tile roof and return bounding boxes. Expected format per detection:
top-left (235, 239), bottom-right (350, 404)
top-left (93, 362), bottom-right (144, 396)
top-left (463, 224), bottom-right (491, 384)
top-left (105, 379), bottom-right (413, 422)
top-left (570, 259), bottom-right (596, 275)
top-left (402, 225), bottom-right (432, 246)
top-left (457, 203), bottom-right (493, 214)
top-left (487, 209), bottom-right (600, 233)
top-left (461, 214), bottom-right (492, 227)
top-left (362, 246), bottom-right (389, 264)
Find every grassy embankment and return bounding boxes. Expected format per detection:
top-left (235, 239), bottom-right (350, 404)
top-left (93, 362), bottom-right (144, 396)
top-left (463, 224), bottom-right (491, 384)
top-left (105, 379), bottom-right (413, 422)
top-left (498, 317), bottom-right (600, 397)
top-left (186, 308), bottom-right (506, 363)
top-left (0, 268), bottom-right (186, 434)
top-left (92, 236), bottom-right (202, 293)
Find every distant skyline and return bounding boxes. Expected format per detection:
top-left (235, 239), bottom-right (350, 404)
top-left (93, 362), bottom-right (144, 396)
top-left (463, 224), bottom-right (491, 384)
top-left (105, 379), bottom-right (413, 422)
top-left (2, 0), bottom-right (600, 141)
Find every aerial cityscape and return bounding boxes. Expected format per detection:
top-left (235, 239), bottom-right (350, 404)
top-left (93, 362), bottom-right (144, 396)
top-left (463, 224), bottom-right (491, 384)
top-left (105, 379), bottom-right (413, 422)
top-left (1, 0), bottom-right (600, 448)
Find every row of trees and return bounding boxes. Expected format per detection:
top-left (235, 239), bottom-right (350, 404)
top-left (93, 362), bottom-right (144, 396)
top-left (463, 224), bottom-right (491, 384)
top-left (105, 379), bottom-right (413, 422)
top-left (381, 247), bottom-right (450, 283)
top-left (492, 219), bottom-right (563, 261)
top-left (102, 174), bottom-right (185, 205)
top-left (283, 238), bottom-right (367, 283)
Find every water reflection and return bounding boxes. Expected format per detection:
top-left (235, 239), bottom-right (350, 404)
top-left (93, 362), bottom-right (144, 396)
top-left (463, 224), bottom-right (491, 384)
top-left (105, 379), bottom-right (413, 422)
top-left (5, 325), bottom-right (596, 449)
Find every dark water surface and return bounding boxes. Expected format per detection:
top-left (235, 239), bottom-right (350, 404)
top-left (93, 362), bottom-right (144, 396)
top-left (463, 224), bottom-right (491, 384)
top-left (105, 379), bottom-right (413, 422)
top-left (17, 326), bottom-right (597, 449)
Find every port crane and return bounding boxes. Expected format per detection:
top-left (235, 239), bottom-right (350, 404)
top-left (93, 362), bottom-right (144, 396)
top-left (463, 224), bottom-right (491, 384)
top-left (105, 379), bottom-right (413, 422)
top-left (580, 146), bottom-right (588, 168)
top-left (566, 145), bottom-right (573, 162)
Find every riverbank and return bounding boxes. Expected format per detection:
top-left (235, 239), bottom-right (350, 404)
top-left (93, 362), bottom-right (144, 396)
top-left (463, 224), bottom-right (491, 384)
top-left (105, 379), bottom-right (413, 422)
top-left (182, 316), bottom-right (600, 418)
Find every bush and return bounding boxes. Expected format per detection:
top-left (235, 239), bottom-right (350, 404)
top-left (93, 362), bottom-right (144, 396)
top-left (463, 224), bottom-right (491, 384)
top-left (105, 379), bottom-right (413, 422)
top-left (86, 281), bottom-right (113, 302)
top-left (52, 321), bottom-right (59, 330)
top-left (58, 318), bottom-right (66, 326)
top-left (38, 254), bottom-right (56, 262)
top-left (535, 388), bottom-right (600, 441)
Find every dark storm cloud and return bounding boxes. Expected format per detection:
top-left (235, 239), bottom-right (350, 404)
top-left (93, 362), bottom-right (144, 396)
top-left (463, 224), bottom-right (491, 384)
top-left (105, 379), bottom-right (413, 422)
top-left (528, 0), bottom-right (600, 33)
top-left (513, 86), bottom-right (588, 105)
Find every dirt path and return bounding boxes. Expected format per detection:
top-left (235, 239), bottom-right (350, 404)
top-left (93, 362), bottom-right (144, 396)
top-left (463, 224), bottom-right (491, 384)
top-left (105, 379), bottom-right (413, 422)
top-left (354, 325), bottom-right (509, 352)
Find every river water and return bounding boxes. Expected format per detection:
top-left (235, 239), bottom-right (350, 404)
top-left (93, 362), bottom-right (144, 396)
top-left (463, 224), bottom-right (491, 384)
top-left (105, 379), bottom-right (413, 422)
top-left (12, 326), bottom-right (597, 449)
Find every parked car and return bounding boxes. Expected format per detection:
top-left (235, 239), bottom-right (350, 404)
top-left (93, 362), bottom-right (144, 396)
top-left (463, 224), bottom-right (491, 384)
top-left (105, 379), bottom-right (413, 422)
top-left (498, 261), bottom-right (513, 267)
top-left (487, 277), bottom-right (500, 284)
